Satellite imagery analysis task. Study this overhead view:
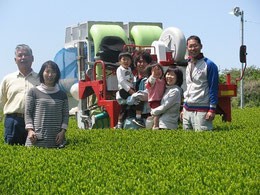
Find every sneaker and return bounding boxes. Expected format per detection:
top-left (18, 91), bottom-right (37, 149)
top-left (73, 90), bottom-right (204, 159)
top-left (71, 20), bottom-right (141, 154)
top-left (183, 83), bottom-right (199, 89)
top-left (133, 118), bottom-right (145, 128)
top-left (152, 126), bottom-right (159, 130)
top-left (114, 123), bottom-right (123, 129)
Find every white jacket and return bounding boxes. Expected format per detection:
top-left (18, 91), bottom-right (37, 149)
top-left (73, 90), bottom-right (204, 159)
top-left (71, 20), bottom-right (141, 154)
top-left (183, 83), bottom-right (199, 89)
top-left (116, 65), bottom-right (134, 92)
top-left (151, 85), bottom-right (182, 129)
top-left (184, 57), bottom-right (218, 112)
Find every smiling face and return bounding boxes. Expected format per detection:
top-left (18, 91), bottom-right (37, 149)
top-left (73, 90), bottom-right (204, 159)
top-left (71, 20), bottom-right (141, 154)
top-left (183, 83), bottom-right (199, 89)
top-left (15, 48), bottom-right (34, 73)
top-left (120, 56), bottom-right (132, 69)
top-left (187, 39), bottom-right (202, 59)
top-left (43, 65), bottom-right (57, 87)
top-left (165, 71), bottom-right (177, 86)
top-left (136, 57), bottom-right (149, 76)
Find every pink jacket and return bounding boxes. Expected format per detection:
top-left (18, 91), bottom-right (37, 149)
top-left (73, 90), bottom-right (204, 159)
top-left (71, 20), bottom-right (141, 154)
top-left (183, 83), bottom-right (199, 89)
top-left (146, 76), bottom-right (165, 102)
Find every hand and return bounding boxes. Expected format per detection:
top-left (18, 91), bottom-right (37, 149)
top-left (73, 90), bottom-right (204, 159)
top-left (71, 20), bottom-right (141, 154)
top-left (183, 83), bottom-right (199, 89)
top-left (56, 129), bottom-right (66, 145)
top-left (150, 109), bottom-right (155, 116)
top-left (151, 66), bottom-right (161, 79)
top-left (205, 112), bottom-right (215, 121)
top-left (128, 88), bottom-right (135, 95)
top-left (28, 129), bottom-right (37, 144)
top-left (151, 67), bottom-right (156, 78)
top-left (180, 111), bottom-right (184, 121)
top-left (133, 91), bottom-right (148, 101)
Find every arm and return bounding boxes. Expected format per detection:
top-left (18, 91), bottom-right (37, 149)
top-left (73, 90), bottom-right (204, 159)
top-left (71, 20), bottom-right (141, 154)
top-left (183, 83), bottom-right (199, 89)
top-left (61, 95), bottom-right (69, 130)
top-left (25, 89), bottom-right (36, 130)
top-left (25, 89), bottom-right (37, 144)
top-left (0, 79), bottom-right (7, 109)
top-left (151, 89), bottom-right (180, 116)
top-left (145, 76), bottom-right (156, 89)
top-left (180, 110), bottom-right (184, 121)
top-left (206, 59), bottom-right (218, 113)
top-left (117, 67), bottom-right (132, 92)
top-left (205, 59), bottom-right (218, 121)
top-left (56, 94), bottom-right (69, 145)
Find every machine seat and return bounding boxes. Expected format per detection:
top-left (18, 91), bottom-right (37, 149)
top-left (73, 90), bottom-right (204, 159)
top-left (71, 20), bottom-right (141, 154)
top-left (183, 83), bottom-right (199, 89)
top-left (102, 61), bottom-right (119, 71)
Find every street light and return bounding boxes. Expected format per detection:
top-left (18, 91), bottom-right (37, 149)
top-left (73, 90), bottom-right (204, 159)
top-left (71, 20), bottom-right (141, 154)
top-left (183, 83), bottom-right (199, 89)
top-left (229, 6), bottom-right (244, 109)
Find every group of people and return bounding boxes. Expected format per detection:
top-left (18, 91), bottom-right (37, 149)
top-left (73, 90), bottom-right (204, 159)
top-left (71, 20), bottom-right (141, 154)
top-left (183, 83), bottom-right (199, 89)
top-left (0, 35), bottom-right (219, 148)
top-left (115, 52), bottom-right (184, 130)
top-left (0, 44), bottom-right (69, 148)
top-left (116, 35), bottom-right (219, 131)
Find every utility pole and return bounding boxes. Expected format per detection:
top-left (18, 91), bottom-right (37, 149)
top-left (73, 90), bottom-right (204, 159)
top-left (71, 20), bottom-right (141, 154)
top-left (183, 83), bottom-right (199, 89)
top-left (230, 6), bottom-right (245, 109)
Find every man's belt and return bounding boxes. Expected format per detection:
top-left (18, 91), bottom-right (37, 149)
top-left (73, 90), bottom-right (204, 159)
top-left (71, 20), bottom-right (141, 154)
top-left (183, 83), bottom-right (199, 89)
top-left (7, 113), bottom-right (24, 118)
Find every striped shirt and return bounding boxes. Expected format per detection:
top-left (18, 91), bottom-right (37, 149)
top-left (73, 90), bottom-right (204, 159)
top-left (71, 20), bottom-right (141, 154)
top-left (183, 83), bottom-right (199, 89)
top-left (25, 84), bottom-right (69, 148)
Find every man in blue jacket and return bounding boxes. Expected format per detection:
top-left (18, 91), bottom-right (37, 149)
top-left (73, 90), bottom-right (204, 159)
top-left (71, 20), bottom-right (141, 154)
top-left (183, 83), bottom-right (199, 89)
top-left (180, 35), bottom-right (218, 131)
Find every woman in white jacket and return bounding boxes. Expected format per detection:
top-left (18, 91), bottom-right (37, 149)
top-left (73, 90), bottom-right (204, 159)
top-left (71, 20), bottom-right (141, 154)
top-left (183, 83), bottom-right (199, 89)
top-left (151, 67), bottom-right (183, 129)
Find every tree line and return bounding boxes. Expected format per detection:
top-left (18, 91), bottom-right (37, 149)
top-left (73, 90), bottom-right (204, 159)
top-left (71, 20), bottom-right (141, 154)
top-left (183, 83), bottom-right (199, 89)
top-left (219, 65), bottom-right (260, 108)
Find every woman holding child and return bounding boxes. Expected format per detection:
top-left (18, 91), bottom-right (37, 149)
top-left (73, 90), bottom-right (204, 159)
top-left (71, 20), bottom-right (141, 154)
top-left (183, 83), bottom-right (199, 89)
top-left (150, 66), bottom-right (183, 129)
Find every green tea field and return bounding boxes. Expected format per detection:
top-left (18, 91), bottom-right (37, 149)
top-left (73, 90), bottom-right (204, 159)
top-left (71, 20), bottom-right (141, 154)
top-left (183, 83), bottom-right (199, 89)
top-left (0, 108), bottom-right (259, 194)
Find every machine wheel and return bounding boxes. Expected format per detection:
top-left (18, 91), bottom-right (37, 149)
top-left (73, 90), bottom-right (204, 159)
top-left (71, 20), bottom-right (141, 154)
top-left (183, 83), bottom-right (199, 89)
top-left (70, 82), bottom-right (79, 101)
top-left (159, 27), bottom-right (186, 62)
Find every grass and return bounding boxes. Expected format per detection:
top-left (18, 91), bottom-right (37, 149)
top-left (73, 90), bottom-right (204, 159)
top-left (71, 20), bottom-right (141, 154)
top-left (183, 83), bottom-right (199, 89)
top-left (0, 108), bottom-right (259, 194)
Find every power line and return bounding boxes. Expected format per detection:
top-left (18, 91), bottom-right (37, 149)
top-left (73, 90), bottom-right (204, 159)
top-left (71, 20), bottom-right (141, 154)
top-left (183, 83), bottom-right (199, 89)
top-left (245, 20), bottom-right (260, 25)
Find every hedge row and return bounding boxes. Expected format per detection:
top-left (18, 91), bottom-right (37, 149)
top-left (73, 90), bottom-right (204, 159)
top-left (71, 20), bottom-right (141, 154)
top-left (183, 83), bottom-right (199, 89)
top-left (0, 108), bottom-right (259, 194)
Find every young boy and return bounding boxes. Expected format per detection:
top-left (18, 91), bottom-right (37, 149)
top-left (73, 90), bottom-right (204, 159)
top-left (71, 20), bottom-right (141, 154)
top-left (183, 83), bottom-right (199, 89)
top-left (116, 52), bottom-right (145, 128)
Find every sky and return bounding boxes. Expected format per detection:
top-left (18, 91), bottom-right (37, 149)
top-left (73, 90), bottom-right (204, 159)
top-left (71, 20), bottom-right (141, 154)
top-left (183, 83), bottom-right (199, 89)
top-left (0, 0), bottom-right (259, 82)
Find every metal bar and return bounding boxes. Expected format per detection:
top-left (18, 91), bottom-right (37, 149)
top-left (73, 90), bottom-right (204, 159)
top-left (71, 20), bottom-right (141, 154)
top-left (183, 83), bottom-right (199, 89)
top-left (77, 42), bottom-right (86, 81)
top-left (240, 11), bottom-right (244, 109)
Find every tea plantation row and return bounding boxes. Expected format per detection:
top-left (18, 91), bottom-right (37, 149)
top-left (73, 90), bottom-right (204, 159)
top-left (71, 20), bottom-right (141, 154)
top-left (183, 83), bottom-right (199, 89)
top-left (0, 108), bottom-right (259, 194)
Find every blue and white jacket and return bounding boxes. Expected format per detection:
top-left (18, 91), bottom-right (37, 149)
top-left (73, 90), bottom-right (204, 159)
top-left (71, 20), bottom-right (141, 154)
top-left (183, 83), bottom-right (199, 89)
top-left (184, 54), bottom-right (218, 113)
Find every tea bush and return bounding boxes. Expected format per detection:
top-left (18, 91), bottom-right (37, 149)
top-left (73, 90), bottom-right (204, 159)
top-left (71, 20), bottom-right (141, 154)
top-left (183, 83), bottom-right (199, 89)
top-left (0, 108), bottom-right (259, 194)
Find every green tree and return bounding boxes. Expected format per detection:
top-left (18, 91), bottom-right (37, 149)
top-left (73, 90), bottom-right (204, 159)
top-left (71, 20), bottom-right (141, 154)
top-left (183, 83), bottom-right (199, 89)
top-left (219, 65), bottom-right (260, 108)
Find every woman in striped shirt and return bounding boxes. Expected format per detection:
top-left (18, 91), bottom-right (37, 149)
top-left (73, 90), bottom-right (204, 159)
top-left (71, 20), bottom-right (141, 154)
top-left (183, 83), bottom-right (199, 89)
top-left (25, 60), bottom-right (69, 148)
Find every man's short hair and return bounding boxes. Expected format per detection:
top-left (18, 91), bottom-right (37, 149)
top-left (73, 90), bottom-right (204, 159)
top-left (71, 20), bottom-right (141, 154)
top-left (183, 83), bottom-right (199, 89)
top-left (187, 35), bottom-right (202, 45)
top-left (15, 44), bottom-right (33, 56)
